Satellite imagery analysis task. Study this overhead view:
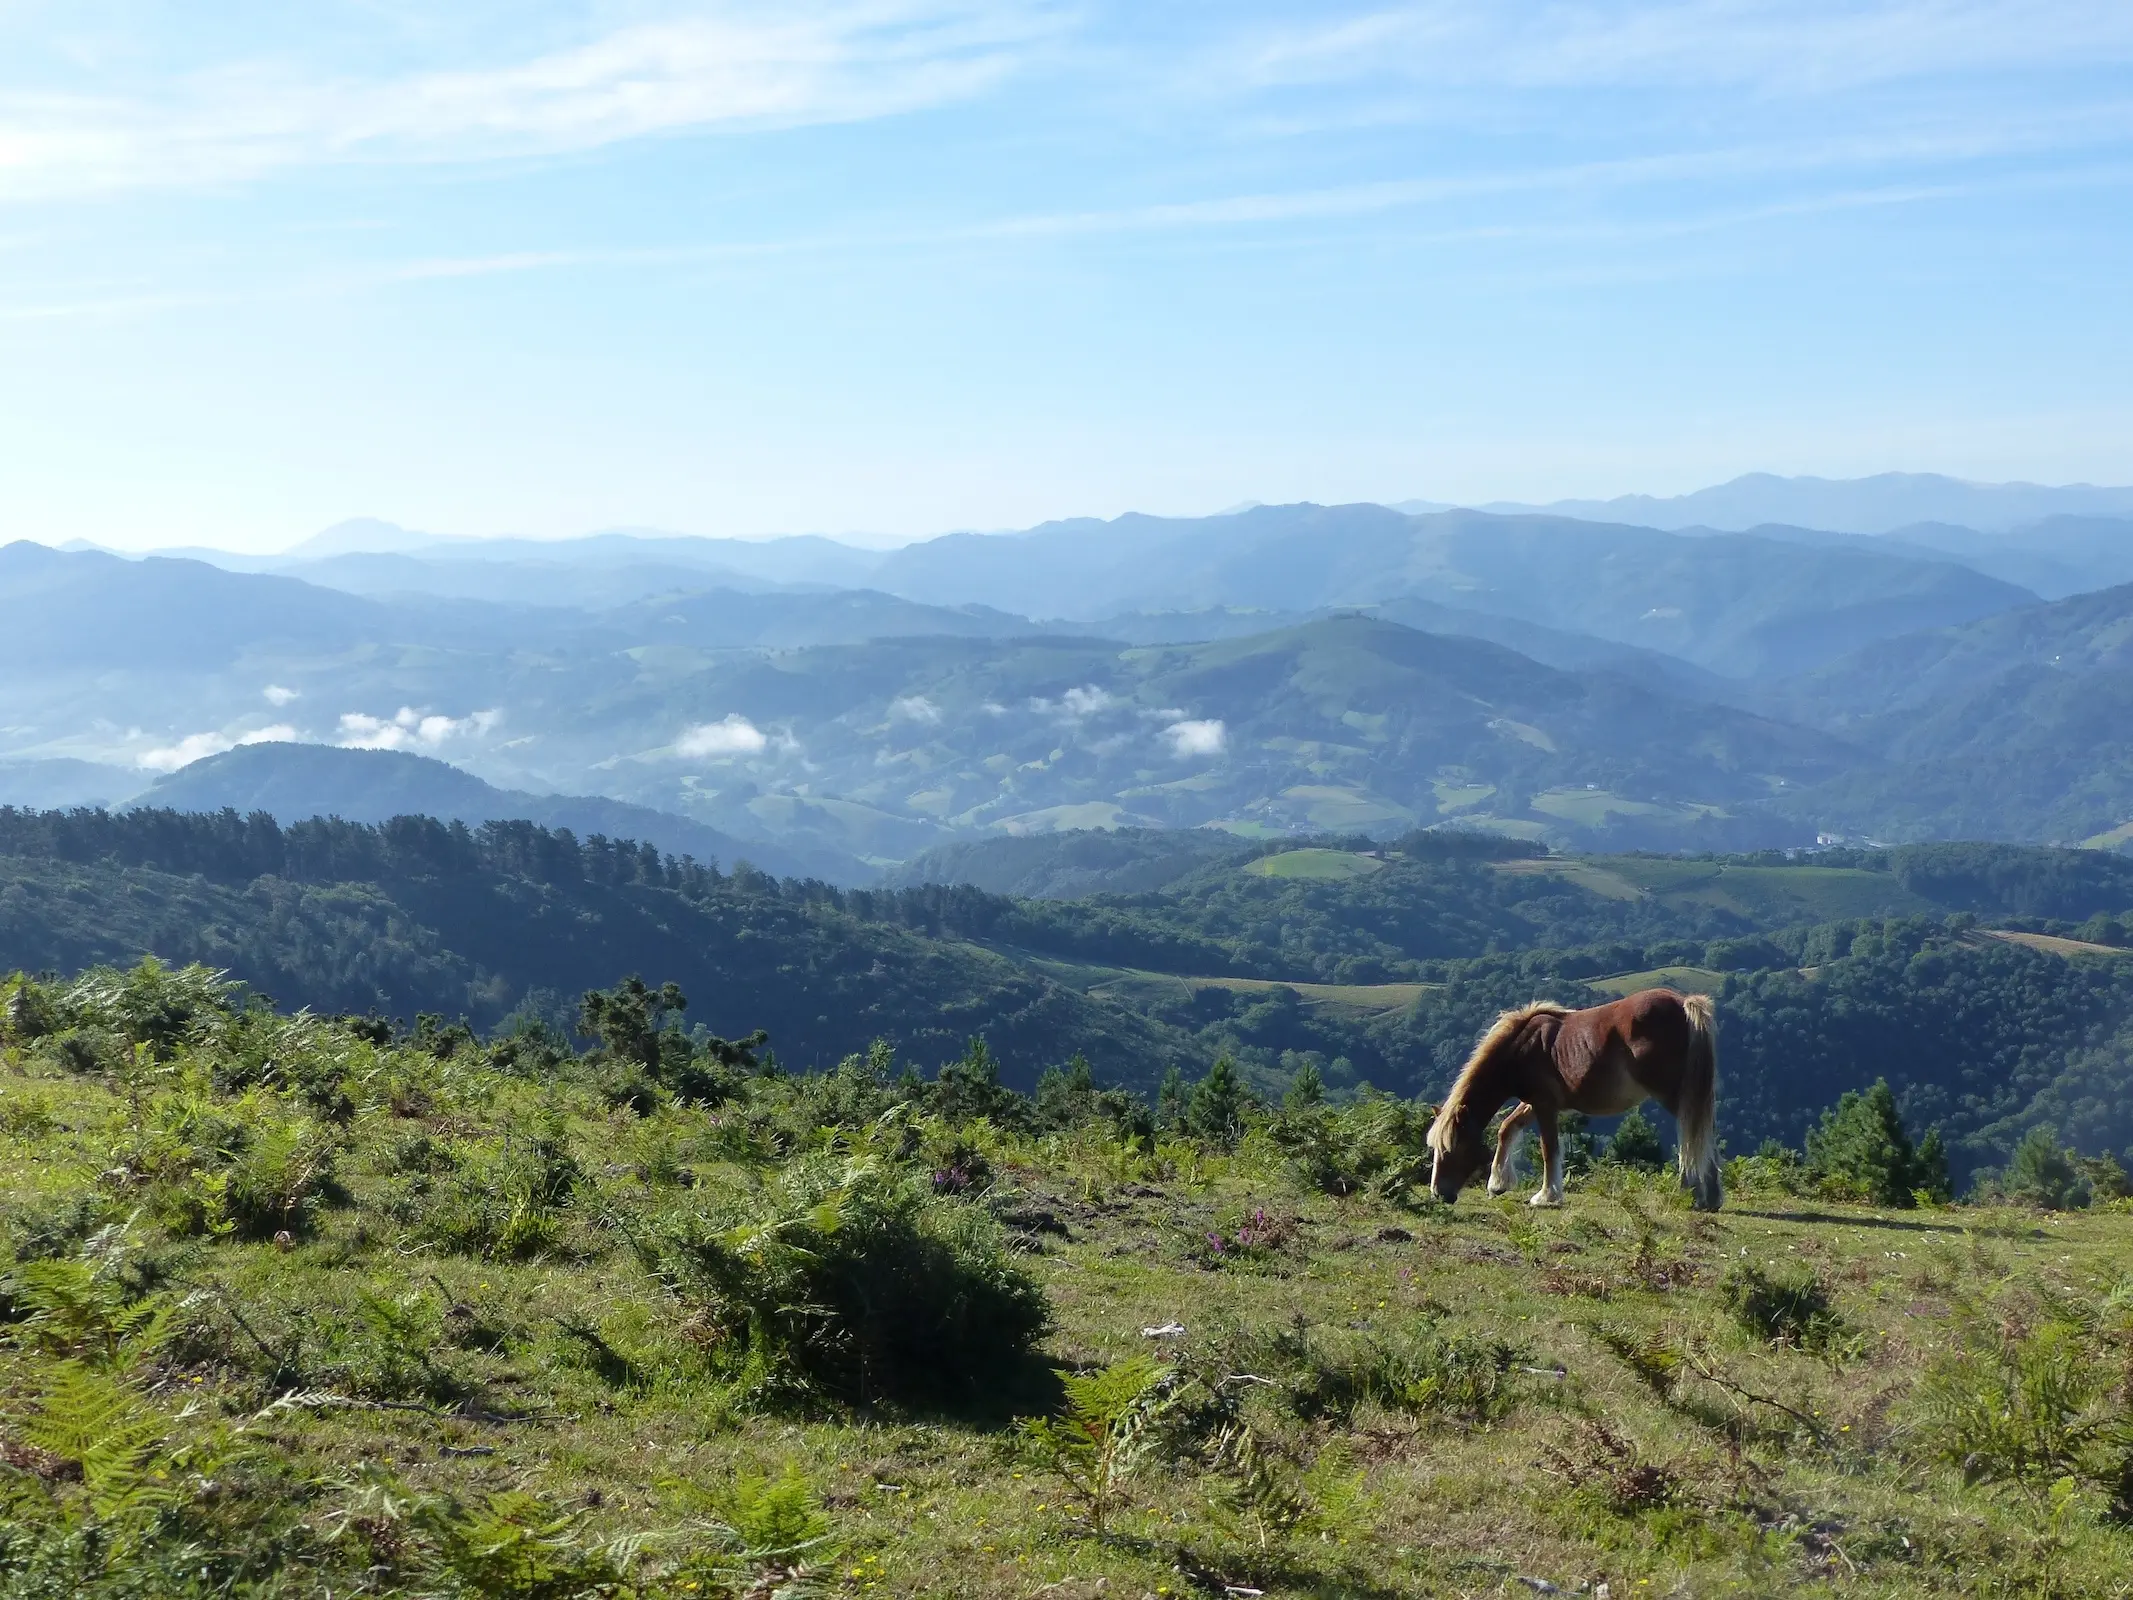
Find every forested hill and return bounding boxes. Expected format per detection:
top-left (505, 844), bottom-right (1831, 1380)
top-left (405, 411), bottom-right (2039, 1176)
top-left (0, 806), bottom-right (1194, 1081)
top-left (8, 806), bottom-right (2133, 1177)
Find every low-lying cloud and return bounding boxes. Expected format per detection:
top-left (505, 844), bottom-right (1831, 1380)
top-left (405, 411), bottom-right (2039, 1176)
top-left (890, 694), bottom-right (943, 724)
top-left (677, 714), bottom-right (770, 757)
top-left (1164, 718), bottom-right (1227, 757)
top-left (137, 724), bottom-right (299, 772)
top-left (338, 707), bottom-right (502, 752)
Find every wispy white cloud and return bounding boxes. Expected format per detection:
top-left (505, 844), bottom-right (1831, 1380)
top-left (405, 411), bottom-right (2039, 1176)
top-left (676, 713), bottom-right (769, 757)
top-left (0, 2), bottom-right (1052, 201)
top-left (337, 706), bottom-right (500, 751)
top-left (889, 693), bottom-right (942, 723)
top-left (262, 683), bottom-right (299, 706)
top-left (137, 722), bottom-right (298, 772)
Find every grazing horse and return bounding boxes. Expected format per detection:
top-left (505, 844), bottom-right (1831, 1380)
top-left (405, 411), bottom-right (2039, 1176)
top-left (1426, 989), bottom-right (1721, 1211)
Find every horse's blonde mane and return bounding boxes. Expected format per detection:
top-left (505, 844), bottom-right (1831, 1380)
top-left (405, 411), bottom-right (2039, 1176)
top-left (1426, 1001), bottom-right (1571, 1155)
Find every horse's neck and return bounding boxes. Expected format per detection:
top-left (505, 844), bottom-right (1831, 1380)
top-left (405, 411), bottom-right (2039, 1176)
top-left (1461, 1048), bottom-right (1521, 1122)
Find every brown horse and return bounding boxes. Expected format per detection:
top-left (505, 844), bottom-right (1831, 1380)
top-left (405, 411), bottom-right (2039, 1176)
top-left (1426, 989), bottom-right (1720, 1210)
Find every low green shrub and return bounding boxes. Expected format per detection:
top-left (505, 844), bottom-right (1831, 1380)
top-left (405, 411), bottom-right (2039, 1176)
top-left (1719, 1259), bottom-right (1852, 1354)
top-left (1269, 1095), bottom-right (1433, 1203)
top-left (634, 1152), bottom-right (1050, 1406)
top-left (1912, 1311), bottom-right (2133, 1509)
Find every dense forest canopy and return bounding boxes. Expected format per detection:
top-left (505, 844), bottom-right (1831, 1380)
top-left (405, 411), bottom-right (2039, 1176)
top-left (5, 806), bottom-right (2133, 1179)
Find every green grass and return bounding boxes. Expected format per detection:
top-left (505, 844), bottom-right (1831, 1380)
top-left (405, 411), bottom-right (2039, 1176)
top-left (1274, 786), bottom-right (1418, 830)
top-left (1243, 848), bottom-right (1386, 882)
top-left (1430, 779), bottom-right (1495, 814)
top-left (6, 967), bottom-right (2133, 1598)
top-left (1585, 965), bottom-right (1727, 997)
top-left (1530, 788), bottom-right (1683, 827)
top-left (1490, 858), bottom-right (1648, 901)
top-left (1978, 929), bottom-right (2133, 959)
top-left (1585, 859), bottom-right (1943, 923)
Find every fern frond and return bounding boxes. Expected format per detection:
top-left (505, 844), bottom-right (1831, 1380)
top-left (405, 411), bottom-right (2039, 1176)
top-left (18, 1360), bottom-right (177, 1519)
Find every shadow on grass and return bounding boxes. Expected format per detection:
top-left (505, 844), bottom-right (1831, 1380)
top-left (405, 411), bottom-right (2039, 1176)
top-left (839, 1349), bottom-right (1066, 1433)
top-left (1725, 1206), bottom-right (2013, 1236)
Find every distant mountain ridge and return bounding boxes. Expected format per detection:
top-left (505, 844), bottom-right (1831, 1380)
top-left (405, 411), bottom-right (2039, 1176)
top-left (132, 744), bottom-right (854, 883)
top-left (1437, 472), bottom-right (2133, 534)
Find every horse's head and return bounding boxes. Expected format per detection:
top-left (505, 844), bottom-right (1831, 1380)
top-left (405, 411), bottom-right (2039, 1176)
top-left (1428, 1002), bottom-right (1563, 1204)
top-left (1426, 1100), bottom-right (1491, 1204)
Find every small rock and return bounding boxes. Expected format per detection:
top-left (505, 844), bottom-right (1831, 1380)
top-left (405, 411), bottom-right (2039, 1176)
top-left (1141, 1321), bottom-right (1186, 1338)
top-left (1514, 1580), bottom-right (1564, 1596)
top-left (1376, 1226), bottom-right (1414, 1243)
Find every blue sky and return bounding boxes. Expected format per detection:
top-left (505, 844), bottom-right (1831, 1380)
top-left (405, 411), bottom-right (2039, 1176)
top-left (1, 1), bottom-right (2130, 552)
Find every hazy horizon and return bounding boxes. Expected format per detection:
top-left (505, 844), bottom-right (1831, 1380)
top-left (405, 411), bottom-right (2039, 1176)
top-left (32, 468), bottom-right (2133, 560)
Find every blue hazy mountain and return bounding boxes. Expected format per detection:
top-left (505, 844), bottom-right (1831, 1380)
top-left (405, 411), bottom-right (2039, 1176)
top-left (131, 743), bottom-right (849, 882)
top-left (1456, 472), bottom-right (2133, 535)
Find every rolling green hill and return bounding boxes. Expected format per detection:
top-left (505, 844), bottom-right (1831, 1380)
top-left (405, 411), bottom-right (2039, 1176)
top-left (10, 806), bottom-right (2133, 1174)
top-left (1767, 583), bottom-right (2133, 842)
top-left (585, 615), bottom-right (1852, 859)
top-left (0, 808), bottom-right (1193, 1085)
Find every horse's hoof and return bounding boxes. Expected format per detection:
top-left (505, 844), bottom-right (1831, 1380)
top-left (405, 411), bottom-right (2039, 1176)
top-left (1528, 1193), bottom-right (1564, 1208)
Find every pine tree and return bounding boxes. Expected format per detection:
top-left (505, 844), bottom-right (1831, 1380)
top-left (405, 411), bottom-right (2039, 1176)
top-left (1035, 1053), bottom-right (1100, 1129)
top-left (1188, 1055), bottom-right (1246, 1147)
top-left (1154, 1065), bottom-right (1187, 1132)
top-left (1283, 1061), bottom-right (1325, 1113)
top-left (1912, 1127), bottom-right (1953, 1204)
top-left (1806, 1079), bottom-right (1941, 1207)
top-left (2000, 1126), bottom-right (2089, 1209)
top-left (935, 1036), bottom-right (1022, 1126)
top-left (1604, 1106), bottom-right (1665, 1171)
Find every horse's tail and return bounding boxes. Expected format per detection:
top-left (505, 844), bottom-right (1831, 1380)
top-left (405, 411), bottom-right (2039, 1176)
top-left (1676, 993), bottom-right (1722, 1211)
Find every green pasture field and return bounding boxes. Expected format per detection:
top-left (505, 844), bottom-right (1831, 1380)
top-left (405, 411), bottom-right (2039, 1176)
top-left (1243, 849), bottom-right (1387, 882)
top-left (4, 968), bottom-right (2133, 1598)
top-left (1583, 965), bottom-right (1728, 998)
top-left (1495, 856), bottom-right (1947, 927)
top-left (1602, 861), bottom-right (1940, 924)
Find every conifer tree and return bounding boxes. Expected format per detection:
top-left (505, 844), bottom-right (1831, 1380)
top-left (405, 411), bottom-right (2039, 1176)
top-left (1283, 1060), bottom-right (1325, 1113)
top-left (1188, 1055), bottom-right (1247, 1147)
top-left (2000, 1126), bottom-right (2088, 1209)
top-left (1154, 1065), bottom-right (1187, 1131)
top-left (1805, 1079), bottom-right (1947, 1206)
top-left (1604, 1106), bottom-right (1665, 1171)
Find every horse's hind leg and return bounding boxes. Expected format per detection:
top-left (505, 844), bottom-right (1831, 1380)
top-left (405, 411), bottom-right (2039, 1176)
top-left (1529, 1107), bottom-right (1565, 1207)
top-left (1488, 1103), bottom-right (1535, 1196)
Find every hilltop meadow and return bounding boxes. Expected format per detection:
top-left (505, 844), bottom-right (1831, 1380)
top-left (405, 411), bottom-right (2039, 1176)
top-left (3, 960), bottom-right (2133, 1599)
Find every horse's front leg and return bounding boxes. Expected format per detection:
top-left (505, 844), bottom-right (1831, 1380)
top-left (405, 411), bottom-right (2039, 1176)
top-left (1529, 1107), bottom-right (1566, 1207)
top-left (1488, 1103), bottom-right (1535, 1196)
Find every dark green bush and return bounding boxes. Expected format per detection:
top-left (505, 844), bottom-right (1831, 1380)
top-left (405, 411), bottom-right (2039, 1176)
top-left (1985, 1126), bottom-right (2093, 1210)
top-left (637, 1153), bottom-right (1050, 1406)
top-left (1805, 1079), bottom-right (1950, 1206)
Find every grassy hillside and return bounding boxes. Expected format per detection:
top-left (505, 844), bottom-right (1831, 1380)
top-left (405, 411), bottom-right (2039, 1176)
top-left (3, 969), bottom-right (2131, 1598)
